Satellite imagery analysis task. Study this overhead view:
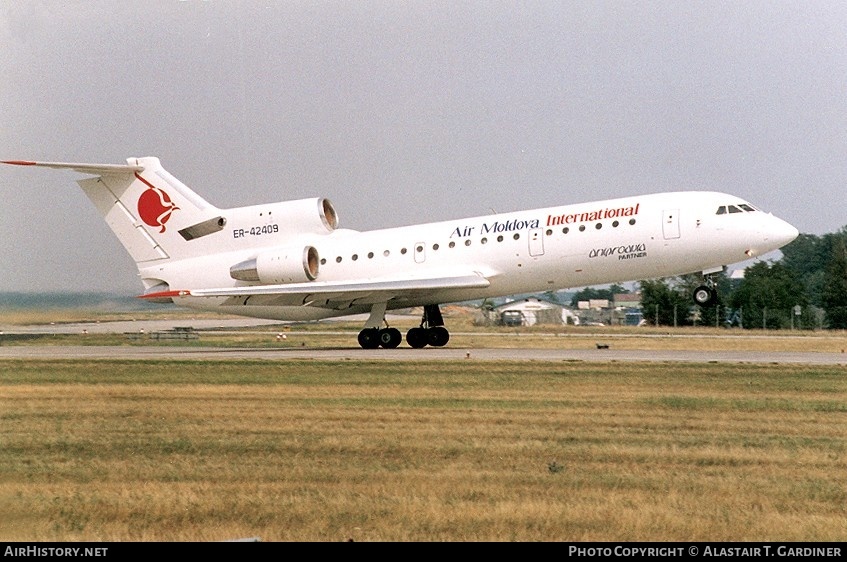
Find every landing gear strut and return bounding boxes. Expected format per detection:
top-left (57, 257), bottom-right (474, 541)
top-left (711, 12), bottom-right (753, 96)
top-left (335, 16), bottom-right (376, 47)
top-left (357, 302), bottom-right (403, 349)
top-left (406, 304), bottom-right (450, 348)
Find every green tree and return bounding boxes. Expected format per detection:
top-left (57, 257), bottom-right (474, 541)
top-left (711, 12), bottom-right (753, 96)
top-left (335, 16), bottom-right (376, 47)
top-left (780, 233), bottom-right (830, 307)
top-left (821, 235), bottom-right (847, 328)
top-left (571, 287), bottom-right (612, 307)
top-left (608, 283), bottom-right (628, 295)
top-left (730, 261), bottom-right (807, 329)
top-left (638, 278), bottom-right (691, 326)
top-left (541, 290), bottom-right (561, 304)
top-left (569, 285), bottom-right (625, 307)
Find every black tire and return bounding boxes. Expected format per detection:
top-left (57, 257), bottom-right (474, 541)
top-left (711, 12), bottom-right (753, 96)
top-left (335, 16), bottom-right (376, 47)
top-left (406, 327), bottom-right (428, 348)
top-left (693, 285), bottom-right (717, 307)
top-left (357, 328), bottom-right (380, 349)
top-left (427, 326), bottom-right (450, 347)
top-left (378, 328), bottom-right (402, 349)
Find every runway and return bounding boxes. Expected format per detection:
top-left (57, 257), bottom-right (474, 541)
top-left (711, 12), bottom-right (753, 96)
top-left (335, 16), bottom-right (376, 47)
top-left (3, 317), bottom-right (847, 364)
top-left (3, 344), bottom-right (847, 364)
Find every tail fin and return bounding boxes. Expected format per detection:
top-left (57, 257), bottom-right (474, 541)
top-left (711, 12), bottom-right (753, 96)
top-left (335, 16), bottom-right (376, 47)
top-left (3, 157), bottom-right (222, 264)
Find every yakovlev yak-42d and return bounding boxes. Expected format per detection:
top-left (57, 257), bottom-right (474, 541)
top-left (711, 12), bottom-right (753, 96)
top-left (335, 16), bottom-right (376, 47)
top-left (3, 157), bottom-right (798, 348)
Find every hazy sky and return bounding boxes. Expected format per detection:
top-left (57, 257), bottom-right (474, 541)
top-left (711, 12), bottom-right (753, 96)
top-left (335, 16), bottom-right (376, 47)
top-left (2, 1), bottom-right (845, 294)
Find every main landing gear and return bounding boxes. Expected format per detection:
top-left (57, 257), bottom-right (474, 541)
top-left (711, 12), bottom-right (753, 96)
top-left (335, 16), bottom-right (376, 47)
top-left (357, 326), bottom-right (402, 349)
top-left (356, 304), bottom-right (450, 349)
top-left (405, 304), bottom-right (449, 349)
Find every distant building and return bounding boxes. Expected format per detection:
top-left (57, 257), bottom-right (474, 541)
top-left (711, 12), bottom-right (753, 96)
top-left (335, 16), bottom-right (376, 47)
top-left (613, 292), bottom-right (641, 309)
top-left (575, 292), bottom-right (644, 326)
top-left (614, 292), bottom-right (643, 326)
top-left (492, 297), bottom-right (579, 326)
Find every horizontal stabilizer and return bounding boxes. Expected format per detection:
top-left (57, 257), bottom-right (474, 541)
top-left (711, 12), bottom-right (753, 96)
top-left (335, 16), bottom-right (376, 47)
top-left (2, 160), bottom-right (144, 175)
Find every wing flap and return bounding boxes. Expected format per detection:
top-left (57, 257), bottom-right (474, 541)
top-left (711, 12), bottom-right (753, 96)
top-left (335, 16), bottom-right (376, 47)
top-left (144, 273), bottom-right (491, 309)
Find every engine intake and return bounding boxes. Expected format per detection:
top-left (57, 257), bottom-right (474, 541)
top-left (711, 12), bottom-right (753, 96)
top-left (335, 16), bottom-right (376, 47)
top-left (230, 246), bottom-right (319, 284)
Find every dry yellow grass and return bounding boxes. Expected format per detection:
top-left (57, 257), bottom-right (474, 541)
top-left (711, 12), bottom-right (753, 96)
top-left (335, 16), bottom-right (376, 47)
top-left (1, 359), bottom-right (845, 542)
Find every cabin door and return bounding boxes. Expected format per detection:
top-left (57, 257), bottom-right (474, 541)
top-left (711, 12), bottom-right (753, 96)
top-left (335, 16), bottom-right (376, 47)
top-left (662, 209), bottom-right (680, 240)
top-left (528, 228), bottom-right (545, 256)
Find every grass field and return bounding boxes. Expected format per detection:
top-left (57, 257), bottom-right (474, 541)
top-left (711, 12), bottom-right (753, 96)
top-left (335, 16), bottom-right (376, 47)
top-left (1, 356), bottom-right (845, 542)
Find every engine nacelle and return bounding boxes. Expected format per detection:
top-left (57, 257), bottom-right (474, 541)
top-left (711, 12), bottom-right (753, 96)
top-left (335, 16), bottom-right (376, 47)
top-left (228, 197), bottom-right (338, 238)
top-left (230, 246), bottom-right (320, 284)
top-left (270, 197), bottom-right (338, 234)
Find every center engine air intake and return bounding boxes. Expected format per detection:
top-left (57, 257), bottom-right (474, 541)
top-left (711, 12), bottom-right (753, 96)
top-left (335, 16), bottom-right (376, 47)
top-left (230, 246), bottom-right (320, 284)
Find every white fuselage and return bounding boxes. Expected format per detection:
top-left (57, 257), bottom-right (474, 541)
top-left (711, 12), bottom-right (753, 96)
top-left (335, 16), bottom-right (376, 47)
top-left (144, 190), bottom-right (798, 321)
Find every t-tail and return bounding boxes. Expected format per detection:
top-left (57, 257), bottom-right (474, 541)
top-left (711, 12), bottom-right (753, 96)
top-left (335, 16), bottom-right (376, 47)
top-left (2, 157), bottom-right (339, 297)
top-left (4, 157), bottom-right (222, 262)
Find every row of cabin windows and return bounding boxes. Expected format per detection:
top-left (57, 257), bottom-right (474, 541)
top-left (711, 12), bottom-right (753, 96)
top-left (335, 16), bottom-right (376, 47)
top-left (320, 217), bottom-right (638, 265)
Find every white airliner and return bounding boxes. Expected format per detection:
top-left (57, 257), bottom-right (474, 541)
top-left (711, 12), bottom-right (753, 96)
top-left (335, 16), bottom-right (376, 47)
top-left (3, 157), bottom-right (798, 348)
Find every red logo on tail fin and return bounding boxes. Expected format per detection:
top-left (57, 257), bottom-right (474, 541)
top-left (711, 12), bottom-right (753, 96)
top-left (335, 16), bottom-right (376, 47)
top-left (135, 172), bottom-right (180, 233)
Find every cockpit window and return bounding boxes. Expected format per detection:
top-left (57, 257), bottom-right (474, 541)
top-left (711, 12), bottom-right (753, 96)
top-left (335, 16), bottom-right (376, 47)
top-left (716, 203), bottom-right (758, 215)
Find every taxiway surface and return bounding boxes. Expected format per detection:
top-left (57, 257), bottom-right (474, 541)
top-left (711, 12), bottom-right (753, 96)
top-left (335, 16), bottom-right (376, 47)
top-left (2, 344), bottom-right (847, 364)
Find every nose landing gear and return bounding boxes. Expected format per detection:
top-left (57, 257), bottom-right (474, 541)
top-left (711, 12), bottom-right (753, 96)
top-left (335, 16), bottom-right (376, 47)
top-left (693, 284), bottom-right (717, 306)
top-left (693, 270), bottom-right (720, 307)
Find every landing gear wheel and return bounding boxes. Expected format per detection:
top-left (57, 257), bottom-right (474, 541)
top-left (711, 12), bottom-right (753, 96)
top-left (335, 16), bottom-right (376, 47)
top-left (378, 327), bottom-right (402, 349)
top-left (406, 304), bottom-right (451, 348)
top-left (427, 326), bottom-right (450, 347)
top-left (357, 328), bottom-right (381, 349)
top-left (693, 285), bottom-right (717, 307)
top-left (406, 327), bottom-right (428, 348)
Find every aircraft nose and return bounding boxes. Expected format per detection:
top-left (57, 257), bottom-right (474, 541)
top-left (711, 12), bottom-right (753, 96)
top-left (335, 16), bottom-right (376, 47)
top-left (772, 217), bottom-right (799, 246)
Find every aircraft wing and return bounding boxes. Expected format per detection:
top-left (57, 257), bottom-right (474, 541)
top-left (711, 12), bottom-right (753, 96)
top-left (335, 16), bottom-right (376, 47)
top-left (142, 272), bottom-right (492, 309)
